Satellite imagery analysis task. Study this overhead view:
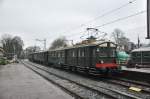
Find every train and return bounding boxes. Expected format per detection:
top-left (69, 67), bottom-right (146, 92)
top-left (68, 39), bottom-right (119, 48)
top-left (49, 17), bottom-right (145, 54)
top-left (29, 41), bottom-right (121, 74)
top-left (127, 47), bottom-right (150, 68)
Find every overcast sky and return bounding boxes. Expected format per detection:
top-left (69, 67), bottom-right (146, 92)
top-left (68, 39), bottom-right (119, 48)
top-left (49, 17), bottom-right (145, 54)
top-left (0, 0), bottom-right (148, 49)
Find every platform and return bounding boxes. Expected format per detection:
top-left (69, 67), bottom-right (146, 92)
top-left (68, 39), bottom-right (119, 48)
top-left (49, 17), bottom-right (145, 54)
top-left (120, 66), bottom-right (150, 83)
top-left (0, 63), bottom-right (73, 99)
top-left (122, 66), bottom-right (150, 74)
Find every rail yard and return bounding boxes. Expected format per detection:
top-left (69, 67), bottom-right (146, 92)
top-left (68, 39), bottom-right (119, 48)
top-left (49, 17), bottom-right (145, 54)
top-left (0, 0), bottom-right (150, 99)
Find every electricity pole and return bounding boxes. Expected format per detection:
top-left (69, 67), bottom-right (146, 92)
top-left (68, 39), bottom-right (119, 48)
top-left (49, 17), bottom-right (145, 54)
top-left (147, 0), bottom-right (150, 39)
top-left (35, 39), bottom-right (46, 51)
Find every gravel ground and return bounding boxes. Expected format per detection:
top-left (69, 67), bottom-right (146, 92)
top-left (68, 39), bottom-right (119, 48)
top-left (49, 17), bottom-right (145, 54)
top-left (25, 62), bottom-right (113, 99)
top-left (25, 61), bottom-right (150, 99)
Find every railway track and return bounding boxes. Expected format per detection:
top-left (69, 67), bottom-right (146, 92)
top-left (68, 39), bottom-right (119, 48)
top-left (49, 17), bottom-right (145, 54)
top-left (22, 61), bottom-right (116, 99)
top-left (21, 60), bottom-right (145, 99)
top-left (105, 78), bottom-right (150, 94)
top-left (109, 77), bottom-right (150, 88)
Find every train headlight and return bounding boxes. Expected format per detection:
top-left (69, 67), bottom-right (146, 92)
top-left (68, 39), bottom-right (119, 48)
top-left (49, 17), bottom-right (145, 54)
top-left (100, 60), bottom-right (104, 64)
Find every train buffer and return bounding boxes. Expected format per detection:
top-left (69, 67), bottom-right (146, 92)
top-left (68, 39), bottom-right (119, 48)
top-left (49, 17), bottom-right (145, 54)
top-left (0, 63), bottom-right (73, 99)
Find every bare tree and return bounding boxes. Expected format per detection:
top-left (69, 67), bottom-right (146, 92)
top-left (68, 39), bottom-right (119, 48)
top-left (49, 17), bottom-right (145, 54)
top-left (112, 29), bottom-right (130, 51)
top-left (112, 29), bottom-right (124, 44)
top-left (1, 34), bottom-right (13, 54)
top-left (1, 34), bottom-right (24, 59)
top-left (49, 36), bottom-right (68, 50)
top-left (12, 36), bottom-right (24, 57)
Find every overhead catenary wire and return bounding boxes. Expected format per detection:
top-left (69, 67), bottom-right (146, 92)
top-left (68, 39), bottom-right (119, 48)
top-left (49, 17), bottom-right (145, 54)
top-left (64, 0), bottom-right (138, 38)
top-left (81, 0), bottom-right (137, 26)
top-left (94, 10), bottom-right (146, 28)
top-left (67, 10), bottom-right (146, 39)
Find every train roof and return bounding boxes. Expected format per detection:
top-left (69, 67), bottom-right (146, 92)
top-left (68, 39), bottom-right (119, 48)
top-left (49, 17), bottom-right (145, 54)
top-left (30, 51), bottom-right (48, 54)
top-left (29, 41), bottom-right (117, 54)
top-left (132, 47), bottom-right (150, 52)
top-left (49, 41), bottom-right (117, 51)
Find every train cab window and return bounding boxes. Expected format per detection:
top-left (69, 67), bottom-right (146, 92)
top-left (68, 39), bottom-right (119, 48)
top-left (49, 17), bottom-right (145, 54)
top-left (109, 48), bottom-right (116, 57)
top-left (98, 47), bottom-right (107, 57)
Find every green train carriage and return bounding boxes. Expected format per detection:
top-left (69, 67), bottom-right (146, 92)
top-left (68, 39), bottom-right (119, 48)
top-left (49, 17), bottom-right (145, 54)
top-left (127, 47), bottom-right (150, 68)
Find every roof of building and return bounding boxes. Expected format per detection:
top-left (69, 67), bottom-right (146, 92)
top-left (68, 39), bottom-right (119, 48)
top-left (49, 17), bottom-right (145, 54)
top-left (132, 47), bottom-right (150, 52)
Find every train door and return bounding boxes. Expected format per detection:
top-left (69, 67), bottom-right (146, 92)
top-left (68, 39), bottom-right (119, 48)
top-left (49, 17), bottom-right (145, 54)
top-left (91, 46), bottom-right (97, 67)
top-left (85, 47), bottom-right (90, 67)
top-left (64, 49), bottom-right (68, 65)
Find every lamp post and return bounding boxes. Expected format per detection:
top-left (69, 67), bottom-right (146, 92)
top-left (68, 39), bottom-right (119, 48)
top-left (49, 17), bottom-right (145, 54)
top-left (35, 39), bottom-right (46, 51)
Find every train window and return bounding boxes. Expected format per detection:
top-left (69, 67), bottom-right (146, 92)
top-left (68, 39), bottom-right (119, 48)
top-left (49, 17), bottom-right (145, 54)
top-left (132, 52), bottom-right (136, 57)
top-left (58, 52), bottom-right (60, 57)
top-left (69, 50), bottom-right (71, 57)
top-left (78, 49), bottom-right (80, 57)
top-left (82, 50), bottom-right (84, 57)
top-left (62, 52), bottom-right (64, 57)
top-left (50, 52), bottom-right (51, 56)
top-left (136, 52), bottom-right (141, 57)
top-left (56, 52), bottom-right (57, 57)
top-left (60, 52), bottom-right (62, 57)
top-left (78, 49), bottom-right (84, 57)
top-left (143, 52), bottom-right (150, 57)
top-left (93, 49), bottom-right (96, 56)
top-left (56, 52), bottom-right (58, 57)
top-left (72, 51), bottom-right (75, 57)
top-left (54, 52), bottom-right (56, 57)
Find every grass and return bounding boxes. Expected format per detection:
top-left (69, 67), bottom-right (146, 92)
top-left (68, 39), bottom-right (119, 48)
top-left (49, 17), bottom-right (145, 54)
top-left (0, 58), bottom-right (9, 65)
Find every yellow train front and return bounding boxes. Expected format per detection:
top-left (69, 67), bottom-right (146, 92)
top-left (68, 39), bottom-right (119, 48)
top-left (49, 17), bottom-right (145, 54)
top-left (29, 41), bottom-right (119, 75)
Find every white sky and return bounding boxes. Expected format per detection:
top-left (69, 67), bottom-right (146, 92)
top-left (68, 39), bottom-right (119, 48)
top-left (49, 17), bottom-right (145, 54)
top-left (0, 0), bottom-right (149, 49)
